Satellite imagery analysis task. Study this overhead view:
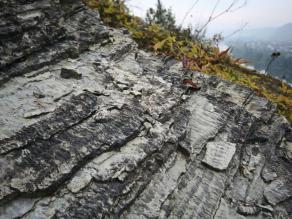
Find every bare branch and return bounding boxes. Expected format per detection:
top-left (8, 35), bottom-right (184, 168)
top-left (210, 0), bottom-right (221, 19)
top-left (180, 0), bottom-right (200, 27)
top-left (196, 0), bottom-right (247, 36)
top-left (224, 22), bottom-right (248, 39)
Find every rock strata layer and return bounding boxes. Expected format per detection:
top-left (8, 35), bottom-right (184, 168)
top-left (0, 1), bottom-right (292, 218)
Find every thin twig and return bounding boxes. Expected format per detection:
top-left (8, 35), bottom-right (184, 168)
top-left (210, 0), bottom-right (221, 18)
top-left (180, 0), bottom-right (200, 27)
top-left (197, 0), bottom-right (247, 36)
top-left (224, 22), bottom-right (248, 39)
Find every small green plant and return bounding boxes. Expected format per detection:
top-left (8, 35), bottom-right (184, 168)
top-left (146, 0), bottom-right (176, 31)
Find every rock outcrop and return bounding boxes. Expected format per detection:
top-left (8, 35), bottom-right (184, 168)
top-left (0, 1), bottom-right (291, 218)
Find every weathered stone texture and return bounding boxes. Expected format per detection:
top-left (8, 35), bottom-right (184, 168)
top-left (0, 0), bottom-right (291, 218)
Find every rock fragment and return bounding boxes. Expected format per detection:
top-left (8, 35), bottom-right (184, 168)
top-left (23, 106), bottom-right (55, 118)
top-left (60, 68), bottom-right (82, 79)
top-left (264, 178), bottom-right (292, 205)
top-left (202, 141), bottom-right (236, 171)
top-left (237, 205), bottom-right (260, 216)
top-left (261, 167), bottom-right (278, 182)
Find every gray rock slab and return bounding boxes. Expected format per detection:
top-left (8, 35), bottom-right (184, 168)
top-left (0, 0), bottom-right (291, 218)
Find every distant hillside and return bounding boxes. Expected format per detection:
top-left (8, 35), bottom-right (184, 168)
top-left (234, 27), bottom-right (274, 41)
top-left (228, 41), bottom-right (292, 83)
top-left (233, 23), bottom-right (292, 42)
top-left (272, 23), bottom-right (292, 42)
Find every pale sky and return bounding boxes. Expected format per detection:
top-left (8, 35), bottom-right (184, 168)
top-left (126, 0), bottom-right (292, 35)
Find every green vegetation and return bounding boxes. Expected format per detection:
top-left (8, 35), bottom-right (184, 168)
top-left (83, 0), bottom-right (292, 122)
top-left (145, 0), bottom-right (176, 31)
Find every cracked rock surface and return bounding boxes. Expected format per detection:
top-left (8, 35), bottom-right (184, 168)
top-left (0, 1), bottom-right (292, 218)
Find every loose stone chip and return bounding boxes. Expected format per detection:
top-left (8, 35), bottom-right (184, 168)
top-left (202, 141), bottom-right (236, 171)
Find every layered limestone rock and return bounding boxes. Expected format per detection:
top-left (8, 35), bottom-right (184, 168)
top-left (0, 0), bottom-right (292, 218)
